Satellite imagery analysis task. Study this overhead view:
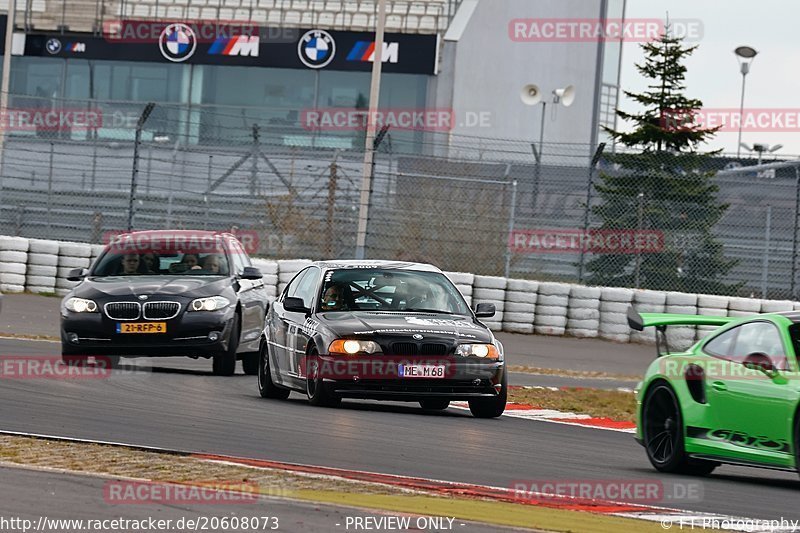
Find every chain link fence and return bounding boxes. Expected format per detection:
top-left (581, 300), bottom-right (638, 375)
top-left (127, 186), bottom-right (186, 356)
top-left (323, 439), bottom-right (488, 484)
top-left (1, 96), bottom-right (799, 299)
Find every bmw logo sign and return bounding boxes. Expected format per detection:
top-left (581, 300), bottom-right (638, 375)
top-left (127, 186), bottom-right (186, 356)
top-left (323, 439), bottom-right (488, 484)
top-left (46, 38), bottom-right (62, 55)
top-left (413, 334), bottom-right (424, 340)
top-left (159, 23), bottom-right (197, 63)
top-left (298, 29), bottom-right (336, 69)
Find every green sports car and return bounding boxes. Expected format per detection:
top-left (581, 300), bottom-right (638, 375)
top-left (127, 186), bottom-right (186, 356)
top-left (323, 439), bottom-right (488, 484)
top-left (628, 307), bottom-right (800, 477)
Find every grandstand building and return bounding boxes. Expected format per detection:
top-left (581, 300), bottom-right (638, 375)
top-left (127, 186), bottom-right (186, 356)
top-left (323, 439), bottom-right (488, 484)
top-left (0, 0), bottom-right (625, 153)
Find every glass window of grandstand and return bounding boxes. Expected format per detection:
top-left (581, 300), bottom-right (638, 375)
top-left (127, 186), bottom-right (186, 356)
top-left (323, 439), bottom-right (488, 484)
top-left (315, 70), bottom-right (429, 153)
top-left (194, 65), bottom-right (316, 145)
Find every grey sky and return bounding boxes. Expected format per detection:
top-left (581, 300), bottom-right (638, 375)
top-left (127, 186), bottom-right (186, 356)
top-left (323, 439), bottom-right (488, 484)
top-left (621, 0), bottom-right (800, 157)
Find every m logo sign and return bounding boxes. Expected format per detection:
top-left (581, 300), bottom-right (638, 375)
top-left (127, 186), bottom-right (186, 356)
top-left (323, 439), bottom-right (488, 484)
top-left (347, 41), bottom-right (399, 64)
top-left (209, 35), bottom-right (260, 57)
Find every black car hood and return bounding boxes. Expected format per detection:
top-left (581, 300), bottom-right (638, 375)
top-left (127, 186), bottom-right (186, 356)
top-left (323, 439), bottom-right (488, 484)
top-left (73, 276), bottom-right (232, 299)
top-left (318, 311), bottom-right (493, 343)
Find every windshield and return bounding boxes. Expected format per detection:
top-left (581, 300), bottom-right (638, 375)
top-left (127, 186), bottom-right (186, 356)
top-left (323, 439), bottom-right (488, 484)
top-left (319, 269), bottom-right (470, 315)
top-left (92, 248), bottom-right (231, 277)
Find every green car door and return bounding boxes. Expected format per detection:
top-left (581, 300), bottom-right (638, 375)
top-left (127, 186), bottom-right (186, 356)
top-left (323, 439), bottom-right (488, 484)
top-left (701, 319), bottom-right (798, 467)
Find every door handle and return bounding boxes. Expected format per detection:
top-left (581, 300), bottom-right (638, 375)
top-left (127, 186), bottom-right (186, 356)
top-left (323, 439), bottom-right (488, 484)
top-left (711, 381), bottom-right (727, 392)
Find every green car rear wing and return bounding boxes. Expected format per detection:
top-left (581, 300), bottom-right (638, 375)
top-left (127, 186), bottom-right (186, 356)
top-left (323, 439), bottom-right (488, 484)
top-left (627, 306), bottom-right (737, 356)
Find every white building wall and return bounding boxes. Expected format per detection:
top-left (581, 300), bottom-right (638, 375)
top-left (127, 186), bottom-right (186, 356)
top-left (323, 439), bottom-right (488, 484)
top-left (434, 0), bottom-right (604, 152)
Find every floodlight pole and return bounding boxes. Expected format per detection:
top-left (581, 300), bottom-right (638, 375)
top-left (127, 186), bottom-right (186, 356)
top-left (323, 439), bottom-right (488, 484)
top-left (354, 0), bottom-right (387, 260)
top-left (736, 70), bottom-right (747, 159)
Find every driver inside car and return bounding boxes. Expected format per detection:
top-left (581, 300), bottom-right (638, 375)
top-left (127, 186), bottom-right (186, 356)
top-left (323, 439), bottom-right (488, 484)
top-left (321, 284), bottom-right (348, 311)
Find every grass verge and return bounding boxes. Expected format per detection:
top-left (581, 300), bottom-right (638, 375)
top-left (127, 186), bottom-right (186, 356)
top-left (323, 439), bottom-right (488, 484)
top-left (0, 435), bottom-right (664, 533)
top-left (508, 387), bottom-right (637, 422)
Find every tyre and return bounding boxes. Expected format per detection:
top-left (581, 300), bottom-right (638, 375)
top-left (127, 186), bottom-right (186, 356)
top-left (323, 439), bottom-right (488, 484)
top-left (468, 371), bottom-right (507, 419)
top-left (642, 382), bottom-right (717, 476)
top-left (212, 314), bottom-right (239, 376)
top-left (306, 347), bottom-right (340, 407)
top-left (257, 341), bottom-right (290, 399)
top-left (419, 399), bottom-right (450, 410)
top-left (241, 351), bottom-right (259, 376)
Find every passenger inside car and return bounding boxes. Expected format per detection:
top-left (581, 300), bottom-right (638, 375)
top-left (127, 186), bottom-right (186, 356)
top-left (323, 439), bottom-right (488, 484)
top-left (141, 253), bottom-right (160, 274)
top-left (117, 254), bottom-right (141, 275)
top-left (201, 254), bottom-right (222, 274)
top-left (181, 253), bottom-right (201, 270)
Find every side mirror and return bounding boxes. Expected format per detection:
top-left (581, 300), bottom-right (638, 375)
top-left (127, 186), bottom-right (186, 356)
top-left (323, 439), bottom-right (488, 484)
top-left (66, 268), bottom-right (88, 282)
top-left (283, 296), bottom-right (310, 315)
top-left (241, 266), bottom-right (263, 280)
top-left (474, 302), bottom-right (496, 318)
top-left (743, 352), bottom-right (777, 376)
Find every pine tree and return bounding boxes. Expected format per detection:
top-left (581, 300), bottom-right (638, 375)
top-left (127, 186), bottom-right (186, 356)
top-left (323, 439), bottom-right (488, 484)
top-left (585, 29), bottom-right (737, 294)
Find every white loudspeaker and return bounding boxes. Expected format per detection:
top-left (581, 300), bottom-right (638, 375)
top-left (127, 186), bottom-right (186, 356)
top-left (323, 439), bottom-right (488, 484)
top-left (553, 85), bottom-right (576, 107)
top-left (520, 84), bottom-right (542, 106)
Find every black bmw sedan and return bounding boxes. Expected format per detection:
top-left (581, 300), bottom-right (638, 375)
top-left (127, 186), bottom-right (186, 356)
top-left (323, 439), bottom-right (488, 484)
top-left (258, 261), bottom-right (507, 418)
top-left (60, 230), bottom-right (268, 375)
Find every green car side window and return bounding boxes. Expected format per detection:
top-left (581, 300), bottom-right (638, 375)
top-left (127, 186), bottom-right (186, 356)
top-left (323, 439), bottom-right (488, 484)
top-left (704, 328), bottom-right (737, 359)
top-left (704, 322), bottom-right (788, 370)
top-left (733, 322), bottom-right (787, 370)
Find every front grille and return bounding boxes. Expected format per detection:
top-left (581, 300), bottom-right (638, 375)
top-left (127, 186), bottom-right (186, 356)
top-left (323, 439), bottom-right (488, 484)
top-left (391, 342), bottom-right (417, 356)
top-left (104, 302), bottom-right (140, 320)
top-left (143, 301), bottom-right (181, 320)
top-left (389, 342), bottom-right (450, 356)
top-left (420, 343), bottom-right (449, 356)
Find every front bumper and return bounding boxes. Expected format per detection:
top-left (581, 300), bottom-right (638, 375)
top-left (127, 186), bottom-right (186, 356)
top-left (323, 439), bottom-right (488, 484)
top-left (61, 307), bottom-right (235, 357)
top-left (314, 354), bottom-right (504, 401)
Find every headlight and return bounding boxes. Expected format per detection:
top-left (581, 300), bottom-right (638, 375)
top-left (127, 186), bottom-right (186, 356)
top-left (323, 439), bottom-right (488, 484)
top-left (65, 297), bottom-right (98, 313)
top-left (329, 339), bottom-right (383, 355)
top-left (189, 296), bottom-right (230, 312)
top-left (455, 343), bottom-right (500, 359)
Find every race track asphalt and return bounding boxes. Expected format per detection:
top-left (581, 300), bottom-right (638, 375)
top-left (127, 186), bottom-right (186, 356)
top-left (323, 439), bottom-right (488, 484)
top-left (0, 337), bottom-right (798, 523)
top-left (0, 466), bottom-right (513, 532)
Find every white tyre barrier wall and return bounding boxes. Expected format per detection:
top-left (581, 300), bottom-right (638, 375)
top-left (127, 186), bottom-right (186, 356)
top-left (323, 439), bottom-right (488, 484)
top-left (473, 275), bottom-right (506, 331)
top-left (251, 258), bottom-right (279, 300)
top-left (567, 285), bottom-right (601, 338)
top-left (277, 259), bottom-right (312, 295)
top-left (665, 292), bottom-right (697, 350)
top-left (598, 287), bottom-right (633, 342)
top-left (727, 297), bottom-right (761, 318)
top-left (760, 299), bottom-right (794, 313)
top-left (10, 235), bottom-right (800, 344)
top-left (25, 240), bottom-right (60, 294)
top-left (28, 239), bottom-right (60, 255)
top-left (502, 279), bottom-right (538, 334)
top-left (445, 272), bottom-right (475, 309)
top-left (55, 242), bottom-right (91, 296)
top-left (534, 282), bottom-right (569, 336)
top-left (695, 294), bottom-right (729, 341)
top-left (630, 290), bottom-right (666, 344)
top-left (0, 236), bottom-right (29, 293)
